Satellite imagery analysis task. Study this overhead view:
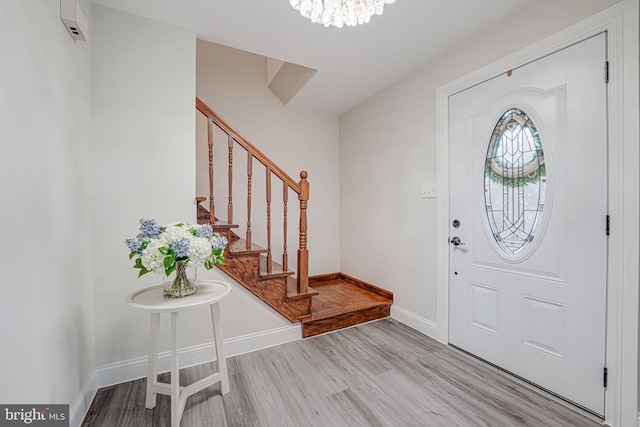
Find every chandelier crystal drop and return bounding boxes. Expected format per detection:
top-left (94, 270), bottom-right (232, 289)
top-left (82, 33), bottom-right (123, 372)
top-left (289, 0), bottom-right (396, 28)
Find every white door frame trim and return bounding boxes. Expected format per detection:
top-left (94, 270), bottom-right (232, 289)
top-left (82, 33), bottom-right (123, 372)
top-left (435, 2), bottom-right (639, 426)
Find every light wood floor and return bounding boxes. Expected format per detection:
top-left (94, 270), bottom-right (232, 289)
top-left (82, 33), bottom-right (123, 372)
top-left (83, 319), bottom-right (601, 426)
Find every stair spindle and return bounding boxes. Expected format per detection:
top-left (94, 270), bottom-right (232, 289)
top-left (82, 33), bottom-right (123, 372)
top-left (227, 135), bottom-right (234, 224)
top-left (208, 118), bottom-right (215, 224)
top-left (266, 168), bottom-right (272, 273)
top-left (246, 153), bottom-right (252, 249)
top-left (283, 181), bottom-right (288, 271)
top-left (297, 171), bottom-right (309, 294)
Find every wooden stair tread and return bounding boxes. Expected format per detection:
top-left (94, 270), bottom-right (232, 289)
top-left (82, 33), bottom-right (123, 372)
top-left (306, 279), bottom-right (391, 321)
top-left (195, 203), bottom-right (239, 229)
top-left (211, 220), bottom-right (239, 230)
top-left (228, 238), bottom-right (268, 256)
top-left (259, 255), bottom-right (295, 279)
top-left (286, 276), bottom-right (319, 300)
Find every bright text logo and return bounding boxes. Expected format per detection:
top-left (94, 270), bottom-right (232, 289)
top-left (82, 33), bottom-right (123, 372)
top-left (0, 405), bottom-right (68, 426)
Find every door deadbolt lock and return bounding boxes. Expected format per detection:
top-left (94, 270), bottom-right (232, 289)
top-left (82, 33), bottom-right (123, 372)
top-left (452, 219), bottom-right (460, 228)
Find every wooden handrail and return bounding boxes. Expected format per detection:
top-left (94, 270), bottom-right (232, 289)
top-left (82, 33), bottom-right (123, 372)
top-left (196, 97), bottom-right (310, 295)
top-left (196, 97), bottom-right (301, 194)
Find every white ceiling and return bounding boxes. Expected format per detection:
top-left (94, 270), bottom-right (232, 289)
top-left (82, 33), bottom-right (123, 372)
top-left (91, 0), bottom-right (537, 115)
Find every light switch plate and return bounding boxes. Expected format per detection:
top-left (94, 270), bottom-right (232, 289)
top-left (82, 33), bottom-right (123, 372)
top-left (421, 183), bottom-right (437, 199)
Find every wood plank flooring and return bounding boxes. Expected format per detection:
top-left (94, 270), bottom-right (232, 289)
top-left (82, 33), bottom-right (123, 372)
top-left (82, 319), bottom-right (601, 426)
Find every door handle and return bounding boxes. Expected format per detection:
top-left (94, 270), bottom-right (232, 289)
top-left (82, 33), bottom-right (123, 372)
top-left (450, 237), bottom-right (466, 246)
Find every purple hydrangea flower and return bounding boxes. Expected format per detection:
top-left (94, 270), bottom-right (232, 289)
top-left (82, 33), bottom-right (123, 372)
top-left (125, 237), bottom-right (143, 254)
top-left (195, 224), bottom-right (213, 238)
top-left (139, 218), bottom-right (162, 239)
top-left (210, 234), bottom-right (228, 251)
top-left (171, 236), bottom-right (190, 258)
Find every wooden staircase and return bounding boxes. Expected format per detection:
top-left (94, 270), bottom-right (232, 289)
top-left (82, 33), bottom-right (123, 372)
top-left (196, 98), bottom-right (392, 337)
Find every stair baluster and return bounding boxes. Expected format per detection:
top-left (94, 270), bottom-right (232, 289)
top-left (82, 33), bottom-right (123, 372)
top-left (283, 181), bottom-right (288, 271)
top-left (228, 135), bottom-right (234, 224)
top-left (266, 168), bottom-right (272, 273)
top-left (246, 153), bottom-right (252, 249)
top-left (208, 118), bottom-right (215, 224)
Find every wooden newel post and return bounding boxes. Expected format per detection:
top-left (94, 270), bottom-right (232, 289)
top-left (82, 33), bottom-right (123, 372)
top-left (297, 171), bottom-right (309, 294)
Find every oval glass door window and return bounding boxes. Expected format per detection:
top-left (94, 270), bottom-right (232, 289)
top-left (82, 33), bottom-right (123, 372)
top-left (484, 108), bottom-right (546, 258)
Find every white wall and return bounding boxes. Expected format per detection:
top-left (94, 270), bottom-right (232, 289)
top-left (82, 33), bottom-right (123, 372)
top-left (196, 41), bottom-right (341, 277)
top-left (91, 7), bottom-right (310, 377)
top-left (0, 0), bottom-right (95, 421)
top-left (91, 5), bottom-right (200, 366)
top-left (339, 0), bottom-right (622, 326)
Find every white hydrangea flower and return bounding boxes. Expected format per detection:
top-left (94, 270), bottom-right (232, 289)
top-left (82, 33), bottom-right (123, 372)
top-left (188, 236), bottom-right (213, 267)
top-left (160, 223), bottom-right (189, 245)
top-left (141, 239), bottom-right (166, 274)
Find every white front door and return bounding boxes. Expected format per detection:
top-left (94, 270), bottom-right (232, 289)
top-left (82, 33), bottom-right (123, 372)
top-left (448, 33), bottom-right (608, 415)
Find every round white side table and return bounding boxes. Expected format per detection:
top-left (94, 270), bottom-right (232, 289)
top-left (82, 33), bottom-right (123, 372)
top-left (127, 280), bottom-right (232, 427)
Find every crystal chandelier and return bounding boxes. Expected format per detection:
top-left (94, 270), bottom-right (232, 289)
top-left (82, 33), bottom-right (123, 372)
top-left (289, 0), bottom-right (396, 28)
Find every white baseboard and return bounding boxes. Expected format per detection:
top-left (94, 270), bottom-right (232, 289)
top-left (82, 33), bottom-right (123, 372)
top-left (69, 371), bottom-right (97, 427)
top-left (391, 305), bottom-right (438, 340)
top-left (95, 324), bottom-right (301, 389)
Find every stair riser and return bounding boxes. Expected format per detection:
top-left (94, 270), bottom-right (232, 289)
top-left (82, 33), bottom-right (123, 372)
top-left (302, 304), bottom-right (391, 338)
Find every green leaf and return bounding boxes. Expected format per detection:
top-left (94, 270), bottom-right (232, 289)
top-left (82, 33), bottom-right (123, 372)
top-left (129, 252), bottom-right (136, 259)
top-left (158, 247), bottom-right (171, 256)
top-left (163, 255), bottom-right (176, 276)
top-left (137, 266), bottom-right (150, 277)
top-left (163, 256), bottom-right (174, 269)
top-left (134, 258), bottom-right (144, 268)
top-left (165, 264), bottom-right (176, 276)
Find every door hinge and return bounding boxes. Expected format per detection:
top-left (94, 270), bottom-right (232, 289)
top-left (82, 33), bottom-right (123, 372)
top-left (605, 61), bottom-right (609, 83)
top-left (603, 366), bottom-right (608, 388)
top-left (606, 215), bottom-right (610, 236)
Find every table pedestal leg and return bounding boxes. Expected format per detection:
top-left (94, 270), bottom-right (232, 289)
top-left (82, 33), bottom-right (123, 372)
top-left (146, 313), bottom-right (160, 409)
top-left (210, 303), bottom-right (230, 394)
top-left (171, 311), bottom-right (180, 427)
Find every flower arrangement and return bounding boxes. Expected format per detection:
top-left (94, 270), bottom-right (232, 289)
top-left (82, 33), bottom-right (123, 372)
top-left (125, 219), bottom-right (227, 297)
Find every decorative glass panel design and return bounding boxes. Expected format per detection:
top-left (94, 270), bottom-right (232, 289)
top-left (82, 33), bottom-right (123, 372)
top-left (484, 108), bottom-right (546, 257)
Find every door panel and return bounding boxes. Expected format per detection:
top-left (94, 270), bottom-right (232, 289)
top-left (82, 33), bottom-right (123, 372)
top-left (449, 34), bottom-right (607, 415)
